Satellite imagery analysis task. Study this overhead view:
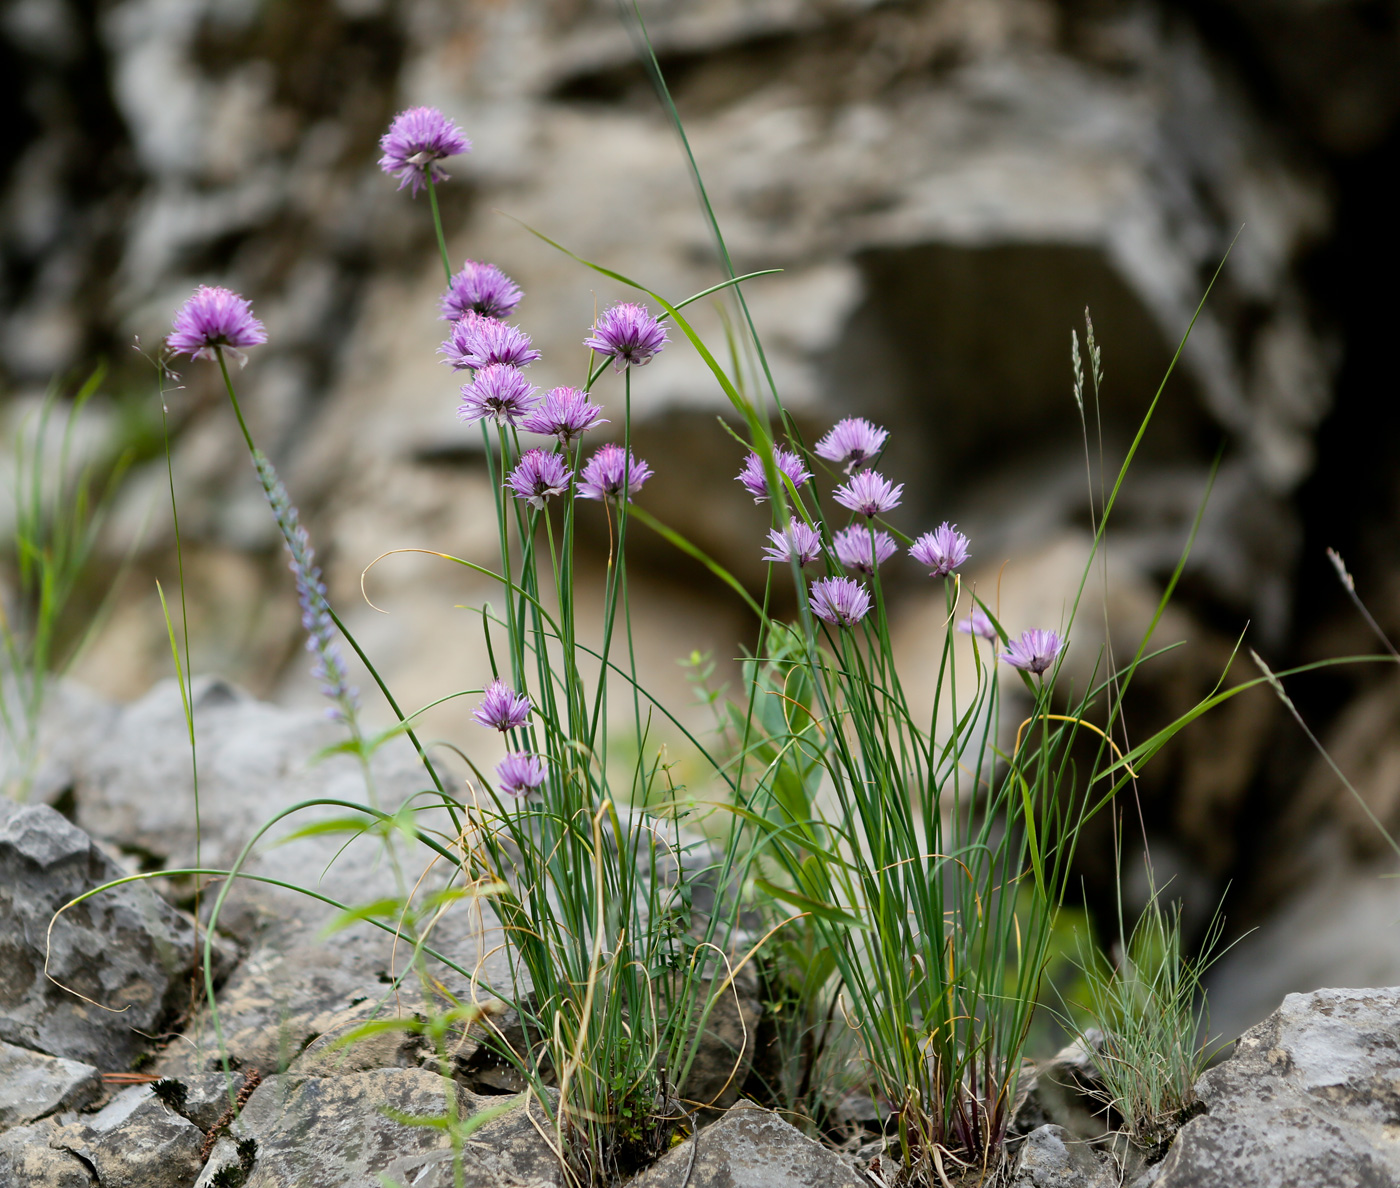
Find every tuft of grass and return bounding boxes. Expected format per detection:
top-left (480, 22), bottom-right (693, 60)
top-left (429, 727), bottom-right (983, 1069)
top-left (1, 367), bottom-right (136, 799)
top-left (1073, 887), bottom-right (1225, 1151)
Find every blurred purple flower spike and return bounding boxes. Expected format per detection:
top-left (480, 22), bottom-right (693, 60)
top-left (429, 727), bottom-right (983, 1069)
top-left (809, 576), bottom-right (872, 627)
top-left (585, 302), bottom-right (669, 371)
top-left (814, 417), bottom-right (888, 473)
top-left (441, 261), bottom-right (523, 322)
top-left (378, 106), bottom-right (470, 193)
top-left (910, 522), bottom-right (970, 577)
top-left (473, 679), bottom-right (532, 731)
top-left (1000, 629), bottom-right (1064, 676)
top-left (167, 285), bottom-right (268, 364)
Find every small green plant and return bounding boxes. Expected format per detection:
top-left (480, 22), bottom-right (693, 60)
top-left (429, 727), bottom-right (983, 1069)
top-left (2, 367), bottom-right (133, 799)
top-left (1074, 887), bottom-right (1225, 1150)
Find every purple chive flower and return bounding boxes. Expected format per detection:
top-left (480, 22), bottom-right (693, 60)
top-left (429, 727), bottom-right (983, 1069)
top-left (378, 106), bottom-right (470, 194)
top-left (958, 608), bottom-right (998, 641)
top-left (439, 312), bottom-right (540, 371)
top-left (833, 525), bottom-right (896, 575)
top-left (473, 678), bottom-right (532, 732)
top-left (809, 577), bottom-right (872, 627)
top-left (507, 448), bottom-right (572, 509)
top-left (458, 364), bottom-right (540, 427)
top-left (251, 451), bottom-right (358, 723)
top-left (762, 522), bottom-right (824, 566)
top-left (736, 447), bottom-right (813, 503)
top-left (584, 302), bottom-right (669, 371)
top-left (496, 751), bottom-right (547, 798)
top-left (441, 261), bottom-right (523, 322)
top-left (577, 443), bottom-right (653, 502)
top-left (833, 470), bottom-right (903, 518)
top-left (520, 387), bottom-right (608, 445)
top-left (814, 417), bottom-right (888, 473)
top-left (910, 522), bottom-right (970, 577)
top-left (1000, 629), bottom-right (1065, 676)
top-left (166, 285), bottom-right (268, 363)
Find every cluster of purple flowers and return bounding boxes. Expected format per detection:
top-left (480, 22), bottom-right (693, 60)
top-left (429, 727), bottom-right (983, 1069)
top-left (472, 679), bottom-right (547, 798)
top-left (415, 190), bottom-right (664, 510)
top-left (739, 417), bottom-right (1064, 673)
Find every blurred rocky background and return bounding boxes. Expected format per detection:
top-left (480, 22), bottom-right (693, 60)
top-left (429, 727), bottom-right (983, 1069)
top-left (1, 0), bottom-right (1398, 1041)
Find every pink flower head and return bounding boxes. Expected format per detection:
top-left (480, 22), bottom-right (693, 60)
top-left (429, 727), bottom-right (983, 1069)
top-left (910, 522), bottom-right (970, 577)
top-left (507, 448), bottom-right (572, 509)
top-left (736, 447), bottom-right (812, 503)
top-left (473, 678), bottom-right (532, 731)
top-left (833, 470), bottom-right (903, 519)
top-left (833, 525), bottom-right (896, 576)
top-left (521, 387), bottom-right (608, 445)
top-left (457, 364), bottom-right (539, 427)
top-left (441, 261), bottom-right (523, 322)
top-left (496, 751), bottom-right (547, 798)
top-left (762, 522), bottom-right (824, 566)
top-left (958, 608), bottom-right (998, 641)
top-left (1000, 629), bottom-right (1064, 676)
top-left (166, 285), bottom-right (268, 362)
top-left (378, 106), bottom-right (470, 193)
top-left (814, 417), bottom-right (888, 473)
top-left (809, 577), bottom-right (872, 627)
top-left (439, 312), bottom-right (541, 371)
top-left (577, 444), bottom-right (653, 502)
top-left (584, 302), bottom-right (669, 371)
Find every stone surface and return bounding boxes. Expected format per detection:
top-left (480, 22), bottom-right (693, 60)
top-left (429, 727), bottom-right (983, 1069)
top-left (1011, 1031), bottom-right (1112, 1142)
top-left (0, 1039), bottom-right (101, 1128)
top-left (153, 1070), bottom-right (254, 1132)
top-left (629, 1101), bottom-right (865, 1188)
top-left (234, 1069), bottom-right (562, 1188)
top-left (48, 1086), bottom-right (205, 1188)
top-left (1203, 836), bottom-right (1400, 1043)
top-left (193, 1136), bottom-right (244, 1188)
top-left (1012, 1124), bottom-right (1118, 1188)
top-left (0, 1119), bottom-right (95, 1188)
top-left (1153, 986), bottom-right (1400, 1187)
top-left (0, 799), bottom-right (208, 1070)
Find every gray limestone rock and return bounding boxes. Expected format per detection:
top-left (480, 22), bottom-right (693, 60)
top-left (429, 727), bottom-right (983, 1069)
top-left (0, 1119), bottom-right (96, 1188)
top-left (151, 1070), bottom-right (254, 1132)
top-left (0, 800), bottom-right (208, 1069)
top-left (0, 1039), bottom-right (101, 1128)
top-left (48, 1086), bottom-right (205, 1188)
top-left (193, 1136), bottom-right (244, 1188)
top-left (1012, 1124), bottom-right (1119, 1188)
top-left (1155, 986), bottom-right (1400, 1187)
top-left (628, 1101), bottom-right (866, 1188)
top-left (236, 1069), bottom-right (560, 1188)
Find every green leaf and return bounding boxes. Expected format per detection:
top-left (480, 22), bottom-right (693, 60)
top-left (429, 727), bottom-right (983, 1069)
top-left (273, 815), bottom-right (378, 845)
top-left (753, 877), bottom-right (865, 928)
